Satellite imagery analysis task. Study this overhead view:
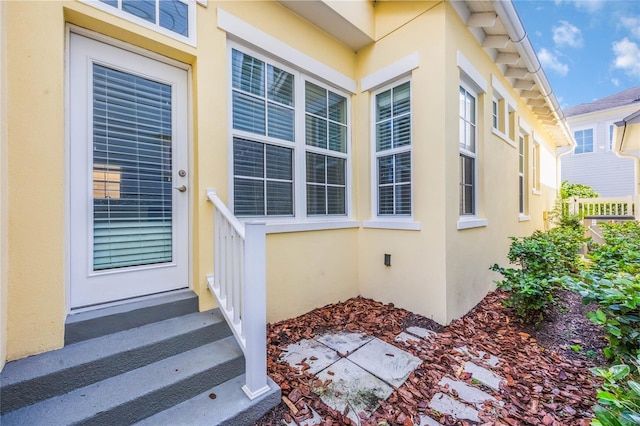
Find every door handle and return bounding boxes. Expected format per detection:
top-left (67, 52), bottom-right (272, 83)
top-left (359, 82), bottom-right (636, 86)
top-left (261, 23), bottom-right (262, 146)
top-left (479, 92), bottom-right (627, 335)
top-left (174, 185), bottom-right (187, 193)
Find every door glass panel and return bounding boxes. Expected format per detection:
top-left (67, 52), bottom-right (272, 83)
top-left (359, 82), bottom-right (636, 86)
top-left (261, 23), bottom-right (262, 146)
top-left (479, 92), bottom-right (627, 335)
top-left (92, 64), bottom-right (173, 271)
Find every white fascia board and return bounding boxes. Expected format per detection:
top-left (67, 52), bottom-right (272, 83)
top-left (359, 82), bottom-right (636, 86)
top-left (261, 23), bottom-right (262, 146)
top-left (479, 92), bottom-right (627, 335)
top-left (361, 52), bottom-right (420, 92)
top-left (217, 8), bottom-right (357, 94)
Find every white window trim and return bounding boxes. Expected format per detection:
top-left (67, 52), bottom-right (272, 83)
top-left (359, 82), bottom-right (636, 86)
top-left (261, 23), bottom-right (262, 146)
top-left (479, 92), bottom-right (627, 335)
top-left (227, 42), bottom-right (354, 225)
top-left (218, 8), bottom-right (356, 94)
top-left (518, 215), bottom-right (531, 222)
top-left (458, 81), bottom-right (483, 222)
top-left (607, 122), bottom-right (616, 151)
top-left (457, 217), bottom-right (488, 230)
top-left (572, 126), bottom-right (595, 155)
top-left (518, 131), bottom-right (529, 216)
top-left (361, 52), bottom-right (419, 92)
top-left (531, 138), bottom-right (541, 195)
top-left (367, 77), bottom-right (418, 226)
top-left (491, 75), bottom-right (516, 146)
top-left (81, 0), bottom-right (197, 46)
top-left (457, 51), bottom-right (487, 93)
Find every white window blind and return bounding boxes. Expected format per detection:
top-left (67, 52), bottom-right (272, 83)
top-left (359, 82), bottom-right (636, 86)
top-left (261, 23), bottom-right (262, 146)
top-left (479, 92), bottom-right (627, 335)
top-left (92, 64), bottom-right (173, 270)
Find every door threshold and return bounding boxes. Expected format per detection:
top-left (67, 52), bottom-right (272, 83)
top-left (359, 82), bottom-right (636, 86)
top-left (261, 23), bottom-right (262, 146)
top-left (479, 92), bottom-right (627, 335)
top-left (69, 288), bottom-right (191, 314)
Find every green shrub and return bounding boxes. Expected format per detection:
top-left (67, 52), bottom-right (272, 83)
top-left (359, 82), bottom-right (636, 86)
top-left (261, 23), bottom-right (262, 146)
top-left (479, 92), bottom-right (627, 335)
top-left (567, 273), bottom-right (640, 363)
top-left (560, 180), bottom-right (600, 199)
top-left (591, 357), bottom-right (640, 426)
top-left (588, 222), bottom-right (640, 276)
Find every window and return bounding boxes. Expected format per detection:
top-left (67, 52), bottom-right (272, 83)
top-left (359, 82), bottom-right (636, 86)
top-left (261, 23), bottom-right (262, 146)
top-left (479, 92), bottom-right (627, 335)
top-left (574, 129), bottom-right (594, 154)
top-left (459, 85), bottom-right (477, 216)
top-left (532, 142), bottom-right (540, 193)
top-left (89, 0), bottom-right (195, 43)
top-left (492, 99), bottom-right (499, 130)
top-left (609, 124), bottom-right (614, 150)
top-left (518, 135), bottom-right (527, 214)
top-left (374, 81), bottom-right (412, 216)
top-left (491, 76), bottom-right (516, 144)
top-left (230, 46), bottom-right (350, 219)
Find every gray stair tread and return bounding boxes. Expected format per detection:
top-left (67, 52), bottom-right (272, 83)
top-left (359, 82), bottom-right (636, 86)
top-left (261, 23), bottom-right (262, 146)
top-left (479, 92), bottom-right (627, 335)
top-left (136, 374), bottom-right (281, 426)
top-left (1, 337), bottom-right (243, 425)
top-left (0, 309), bottom-right (225, 386)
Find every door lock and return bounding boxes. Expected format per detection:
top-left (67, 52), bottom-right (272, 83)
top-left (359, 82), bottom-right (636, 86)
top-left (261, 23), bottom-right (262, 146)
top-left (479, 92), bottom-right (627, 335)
top-left (178, 170), bottom-right (186, 177)
top-left (174, 185), bottom-right (187, 193)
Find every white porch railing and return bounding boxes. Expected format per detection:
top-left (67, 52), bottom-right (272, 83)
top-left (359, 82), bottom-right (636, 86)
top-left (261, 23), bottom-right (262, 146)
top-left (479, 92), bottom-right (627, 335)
top-left (206, 189), bottom-right (269, 400)
top-left (564, 195), bottom-right (637, 218)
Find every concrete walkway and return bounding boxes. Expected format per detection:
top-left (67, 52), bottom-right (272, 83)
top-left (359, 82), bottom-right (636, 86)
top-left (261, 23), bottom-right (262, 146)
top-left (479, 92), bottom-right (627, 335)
top-left (280, 326), bottom-right (507, 425)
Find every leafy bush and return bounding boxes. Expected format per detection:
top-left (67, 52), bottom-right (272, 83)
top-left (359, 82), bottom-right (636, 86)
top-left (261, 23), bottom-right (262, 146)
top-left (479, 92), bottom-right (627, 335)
top-left (588, 222), bottom-right (640, 276)
top-left (490, 226), bottom-right (587, 325)
top-left (567, 273), bottom-right (640, 363)
top-left (591, 357), bottom-right (640, 426)
top-left (560, 180), bottom-right (600, 199)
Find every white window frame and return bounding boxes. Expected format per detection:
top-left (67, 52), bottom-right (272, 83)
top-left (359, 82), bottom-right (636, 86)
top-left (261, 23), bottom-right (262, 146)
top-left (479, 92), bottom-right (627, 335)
top-left (457, 52), bottom-right (488, 230)
top-left (518, 131), bottom-right (530, 220)
top-left (607, 122), bottom-right (615, 151)
top-left (82, 0), bottom-right (198, 46)
top-left (227, 42), bottom-right (356, 232)
top-left (532, 139), bottom-right (541, 195)
top-left (490, 75), bottom-right (516, 147)
top-left (573, 127), bottom-right (595, 155)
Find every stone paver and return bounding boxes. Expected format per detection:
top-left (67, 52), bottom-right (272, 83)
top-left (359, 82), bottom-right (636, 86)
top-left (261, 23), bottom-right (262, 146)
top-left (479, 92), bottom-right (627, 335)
top-left (406, 326), bottom-right (437, 339)
top-left (463, 361), bottom-right (505, 391)
top-left (280, 338), bottom-right (340, 374)
top-left (394, 331), bottom-right (421, 346)
top-left (348, 338), bottom-right (422, 388)
top-left (315, 358), bottom-right (394, 425)
top-left (419, 414), bottom-right (443, 426)
top-left (429, 392), bottom-right (479, 422)
top-left (439, 377), bottom-right (501, 408)
top-left (316, 331), bottom-right (373, 355)
top-left (455, 345), bottom-right (500, 368)
top-left (283, 407), bottom-right (323, 426)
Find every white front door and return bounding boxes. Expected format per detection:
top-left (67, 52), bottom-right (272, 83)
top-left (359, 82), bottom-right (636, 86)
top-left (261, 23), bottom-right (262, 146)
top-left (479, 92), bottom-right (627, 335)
top-left (69, 33), bottom-right (189, 308)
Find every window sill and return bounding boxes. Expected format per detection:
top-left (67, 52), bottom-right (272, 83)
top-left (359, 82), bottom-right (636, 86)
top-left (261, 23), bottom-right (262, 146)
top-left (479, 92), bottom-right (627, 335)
top-left (363, 220), bottom-right (421, 231)
top-left (519, 215), bottom-right (531, 222)
top-left (532, 189), bottom-right (541, 196)
top-left (491, 129), bottom-right (516, 148)
top-left (457, 217), bottom-right (488, 230)
top-left (264, 219), bottom-right (360, 234)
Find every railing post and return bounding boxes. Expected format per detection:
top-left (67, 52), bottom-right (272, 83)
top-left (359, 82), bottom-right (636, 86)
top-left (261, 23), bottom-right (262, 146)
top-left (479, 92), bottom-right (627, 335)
top-left (242, 221), bottom-right (269, 400)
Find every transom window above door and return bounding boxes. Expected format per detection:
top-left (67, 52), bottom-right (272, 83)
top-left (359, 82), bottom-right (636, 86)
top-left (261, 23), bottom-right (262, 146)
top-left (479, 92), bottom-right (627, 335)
top-left (230, 46), bottom-right (350, 219)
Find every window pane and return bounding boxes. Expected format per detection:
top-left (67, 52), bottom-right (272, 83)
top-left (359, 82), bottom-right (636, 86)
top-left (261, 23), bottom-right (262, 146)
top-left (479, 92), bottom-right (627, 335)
top-left (459, 154), bottom-right (475, 215)
top-left (393, 115), bottom-right (411, 148)
top-left (327, 157), bottom-right (345, 185)
top-left (234, 139), bottom-right (264, 178)
top-left (393, 82), bottom-right (410, 116)
top-left (267, 103), bottom-right (294, 141)
top-left (328, 122), bottom-right (347, 153)
top-left (328, 92), bottom-right (347, 124)
top-left (232, 50), bottom-right (264, 96)
top-left (234, 179), bottom-right (264, 216)
top-left (395, 184), bottom-right (411, 215)
top-left (306, 184), bottom-right (326, 215)
top-left (99, 0), bottom-right (118, 6)
top-left (376, 121), bottom-right (392, 152)
top-left (395, 152), bottom-right (411, 183)
top-left (378, 156), bottom-right (394, 185)
top-left (305, 82), bottom-right (327, 117)
top-left (306, 152), bottom-right (326, 184)
top-left (266, 181), bottom-right (293, 215)
top-left (122, 0), bottom-right (155, 24)
top-left (266, 145), bottom-right (292, 180)
top-left (327, 186), bottom-right (346, 214)
top-left (267, 65), bottom-right (294, 107)
top-left (378, 186), bottom-right (394, 215)
top-left (376, 89), bottom-right (392, 121)
top-left (306, 115), bottom-right (327, 148)
top-left (159, 0), bottom-right (188, 36)
top-left (232, 92), bottom-right (266, 135)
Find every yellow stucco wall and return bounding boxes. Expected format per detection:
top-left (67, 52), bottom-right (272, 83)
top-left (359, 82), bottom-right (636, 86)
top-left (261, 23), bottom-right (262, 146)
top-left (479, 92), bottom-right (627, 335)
top-left (3, 0), bottom-right (563, 361)
top-left (1, 0), bottom-right (8, 370)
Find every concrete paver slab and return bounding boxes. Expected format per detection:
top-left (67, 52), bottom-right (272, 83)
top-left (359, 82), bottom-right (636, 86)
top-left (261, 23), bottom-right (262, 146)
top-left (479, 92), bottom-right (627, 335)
top-left (455, 346), bottom-right (500, 368)
top-left (419, 414), bottom-right (443, 425)
top-left (395, 332), bottom-right (422, 346)
top-left (281, 339), bottom-right (340, 374)
top-left (463, 361), bottom-right (505, 391)
top-left (348, 338), bottom-right (422, 388)
top-left (316, 358), bottom-right (394, 425)
top-left (406, 326), bottom-right (436, 339)
top-left (282, 406), bottom-right (323, 426)
top-left (429, 392), bottom-right (479, 422)
top-left (316, 331), bottom-right (373, 355)
top-left (439, 377), bottom-right (500, 408)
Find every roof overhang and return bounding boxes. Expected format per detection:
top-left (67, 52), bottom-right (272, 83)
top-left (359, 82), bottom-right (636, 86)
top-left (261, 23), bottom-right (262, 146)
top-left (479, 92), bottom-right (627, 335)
top-left (614, 109), bottom-right (640, 155)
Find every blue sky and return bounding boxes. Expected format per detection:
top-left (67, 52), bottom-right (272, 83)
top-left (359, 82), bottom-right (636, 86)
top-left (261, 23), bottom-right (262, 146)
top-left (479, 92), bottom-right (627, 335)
top-left (513, 0), bottom-right (640, 109)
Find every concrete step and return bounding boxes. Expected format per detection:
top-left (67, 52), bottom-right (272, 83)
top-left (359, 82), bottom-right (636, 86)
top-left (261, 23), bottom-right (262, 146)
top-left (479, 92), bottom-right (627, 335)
top-left (136, 374), bottom-right (282, 426)
top-left (1, 337), bottom-right (245, 425)
top-left (0, 309), bottom-right (231, 414)
top-left (65, 289), bottom-right (199, 344)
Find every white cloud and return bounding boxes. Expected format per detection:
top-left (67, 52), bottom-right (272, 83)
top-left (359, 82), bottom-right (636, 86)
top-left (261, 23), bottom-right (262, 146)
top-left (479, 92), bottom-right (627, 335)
top-left (573, 0), bottom-right (605, 13)
top-left (621, 16), bottom-right (640, 39)
top-left (612, 38), bottom-right (640, 79)
top-left (538, 48), bottom-right (570, 76)
top-left (611, 78), bottom-right (620, 87)
top-left (553, 20), bottom-right (583, 48)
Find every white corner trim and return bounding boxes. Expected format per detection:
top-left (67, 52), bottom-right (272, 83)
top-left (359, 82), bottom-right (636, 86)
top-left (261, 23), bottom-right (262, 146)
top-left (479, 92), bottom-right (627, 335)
top-left (217, 8), bottom-right (357, 94)
top-left (361, 52), bottom-right (420, 92)
top-left (518, 215), bottom-right (531, 222)
top-left (196, 0), bottom-right (207, 6)
top-left (265, 220), bottom-right (360, 234)
top-left (491, 74), bottom-right (515, 108)
top-left (457, 217), bottom-right (488, 230)
top-left (362, 220), bottom-right (421, 231)
top-left (457, 51), bottom-right (487, 93)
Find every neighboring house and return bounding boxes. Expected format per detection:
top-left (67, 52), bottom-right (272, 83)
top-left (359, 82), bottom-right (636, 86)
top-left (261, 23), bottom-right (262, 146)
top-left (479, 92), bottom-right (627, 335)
top-left (0, 0), bottom-right (573, 382)
top-left (614, 109), bottom-right (640, 198)
top-left (561, 86), bottom-right (640, 197)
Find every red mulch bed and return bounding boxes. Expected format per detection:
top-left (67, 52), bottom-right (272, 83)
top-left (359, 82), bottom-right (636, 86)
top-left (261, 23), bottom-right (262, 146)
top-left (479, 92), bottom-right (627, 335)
top-left (255, 290), bottom-right (604, 425)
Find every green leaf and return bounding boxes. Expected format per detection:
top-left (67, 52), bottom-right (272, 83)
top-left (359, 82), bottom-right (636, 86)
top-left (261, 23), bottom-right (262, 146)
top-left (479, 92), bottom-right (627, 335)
top-left (609, 364), bottom-right (631, 381)
top-left (596, 309), bottom-right (607, 322)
